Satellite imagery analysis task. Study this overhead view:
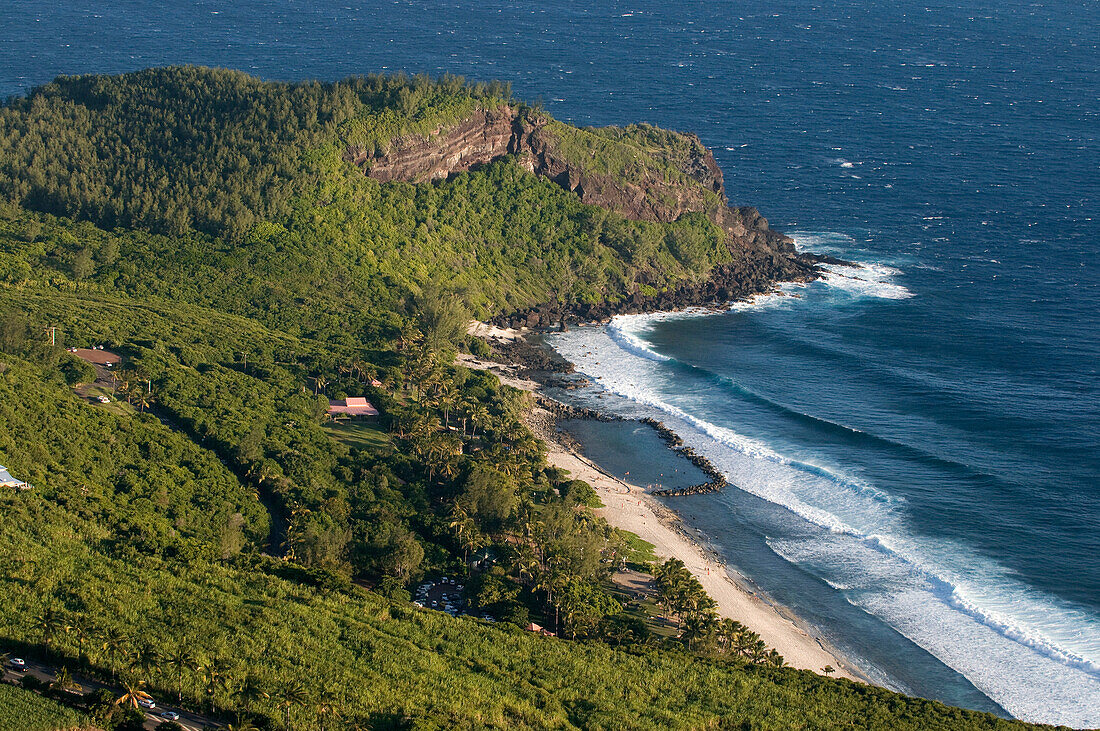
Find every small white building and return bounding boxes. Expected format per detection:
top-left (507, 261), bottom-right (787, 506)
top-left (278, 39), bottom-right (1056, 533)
top-left (0, 465), bottom-right (31, 490)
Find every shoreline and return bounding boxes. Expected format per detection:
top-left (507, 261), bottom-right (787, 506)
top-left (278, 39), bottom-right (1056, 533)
top-left (458, 346), bottom-right (869, 683)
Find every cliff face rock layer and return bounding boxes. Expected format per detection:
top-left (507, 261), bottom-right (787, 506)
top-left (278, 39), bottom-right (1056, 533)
top-left (350, 106), bottom-right (824, 325)
top-left (347, 107), bottom-right (519, 184)
top-left (350, 106), bottom-right (795, 255)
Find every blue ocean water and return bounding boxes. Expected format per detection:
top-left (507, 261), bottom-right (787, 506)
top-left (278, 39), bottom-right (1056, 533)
top-left (3, 0), bottom-right (1097, 725)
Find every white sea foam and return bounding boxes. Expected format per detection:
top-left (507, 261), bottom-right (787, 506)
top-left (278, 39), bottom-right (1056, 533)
top-left (605, 320), bottom-right (672, 362)
top-left (548, 260), bottom-right (1100, 726)
top-left (768, 534), bottom-right (1100, 727)
top-left (819, 262), bottom-right (915, 300)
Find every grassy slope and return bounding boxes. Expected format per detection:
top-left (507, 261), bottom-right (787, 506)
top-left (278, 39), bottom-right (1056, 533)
top-left (0, 210), bottom-right (1048, 731)
top-left (0, 684), bottom-right (92, 731)
top-left (545, 119), bottom-right (723, 197)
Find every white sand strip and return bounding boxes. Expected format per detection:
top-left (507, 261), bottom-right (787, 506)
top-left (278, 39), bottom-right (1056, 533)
top-left (543, 435), bottom-right (863, 681)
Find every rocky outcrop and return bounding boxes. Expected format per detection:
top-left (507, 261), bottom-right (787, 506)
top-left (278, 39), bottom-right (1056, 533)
top-left (348, 106), bottom-right (795, 255)
top-left (511, 116), bottom-right (726, 227)
top-left (346, 106), bottom-right (519, 183)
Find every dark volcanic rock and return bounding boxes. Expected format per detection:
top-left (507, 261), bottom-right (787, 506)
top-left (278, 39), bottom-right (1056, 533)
top-left (492, 251), bottom-right (822, 329)
top-left (492, 337), bottom-right (574, 374)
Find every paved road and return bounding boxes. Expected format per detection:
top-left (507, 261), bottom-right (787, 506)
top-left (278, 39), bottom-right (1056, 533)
top-left (2, 657), bottom-right (214, 730)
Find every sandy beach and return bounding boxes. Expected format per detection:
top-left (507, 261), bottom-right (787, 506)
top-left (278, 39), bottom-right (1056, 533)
top-left (459, 337), bottom-right (864, 681)
top-left (541, 425), bottom-right (863, 681)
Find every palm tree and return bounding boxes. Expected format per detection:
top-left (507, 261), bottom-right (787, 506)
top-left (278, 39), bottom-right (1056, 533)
top-left (469, 403), bottom-right (491, 439)
top-left (421, 431), bottom-right (459, 483)
top-left (164, 642), bottom-right (199, 703)
top-left (517, 557), bottom-right (540, 588)
top-left (114, 368), bottom-right (138, 404)
top-left (448, 504), bottom-right (480, 562)
top-left (765, 649), bottom-right (786, 668)
top-left (51, 666), bottom-right (83, 695)
top-left (682, 611), bottom-right (716, 651)
top-left (133, 387), bottom-right (153, 413)
top-left (457, 400), bottom-right (474, 437)
top-left (734, 630), bottom-right (759, 658)
top-left (234, 672), bottom-right (269, 713)
top-left (100, 626), bottom-right (132, 679)
top-left (134, 644), bottom-right (160, 680)
top-left (436, 381), bottom-right (458, 428)
top-left (718, 618), bottom-right (745, 655)
top-left (65, 617), bottom-right (93, 668)
top-left (32, 606), bottom-right (65, 658)
top-left (202, 662), bottom-right (228, 712)
top-left (114, 679), bottom-right (152, 710)
top-left (277, 679), bottom-right (309, 729)
top-left (351, 358), bottom-right (370, 384)
top-left (316, 691), bottom-right (345, 731)
top-left (749, 639), bottom-right (769, 664)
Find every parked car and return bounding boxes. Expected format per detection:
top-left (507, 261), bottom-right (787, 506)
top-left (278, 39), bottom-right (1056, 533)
top-left (97, 395), bottom-right (111, 403)
top-left (138, 697), bottom-right (156, 709)
top-left (160, 711), bottom-right (180, 721)
top-left (9, 658), bottom-right (27, 671)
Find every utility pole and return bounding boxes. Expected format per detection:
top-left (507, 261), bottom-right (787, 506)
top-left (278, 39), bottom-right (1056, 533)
top-left (45, 325), bottom-right (57, 346)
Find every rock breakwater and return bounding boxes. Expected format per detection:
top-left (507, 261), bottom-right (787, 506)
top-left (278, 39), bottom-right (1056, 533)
top-left (639, 417), bottom-right (729, 497)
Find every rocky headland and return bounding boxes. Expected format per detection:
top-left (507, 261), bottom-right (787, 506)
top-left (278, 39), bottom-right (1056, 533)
top-left (348, 104), bottom-right (836, 328)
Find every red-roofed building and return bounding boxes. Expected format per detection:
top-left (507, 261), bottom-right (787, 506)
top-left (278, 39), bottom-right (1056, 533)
top-left (327, 397), bottom-right (379, 417)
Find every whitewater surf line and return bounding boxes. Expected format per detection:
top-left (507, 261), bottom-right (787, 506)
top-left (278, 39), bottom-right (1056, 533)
top-left (547, 251), bottom-right (1100, 727)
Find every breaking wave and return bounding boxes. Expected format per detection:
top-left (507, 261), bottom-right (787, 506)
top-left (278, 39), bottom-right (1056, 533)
top-left (547, 247), bottom-right (1100, 726)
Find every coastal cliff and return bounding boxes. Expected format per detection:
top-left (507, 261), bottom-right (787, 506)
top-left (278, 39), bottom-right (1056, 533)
top-left (348, 104), bottom-right (822, 326)
top-left (349, 105), bottom-right (793, 251)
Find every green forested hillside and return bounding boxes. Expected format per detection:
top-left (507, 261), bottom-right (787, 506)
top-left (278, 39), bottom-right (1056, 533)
top-left (0, 67), bottom-right (510, 241)
top-left (0, 66), bottom-right (728, 326)
top-left (0, 68), bottom-right (1047, 730)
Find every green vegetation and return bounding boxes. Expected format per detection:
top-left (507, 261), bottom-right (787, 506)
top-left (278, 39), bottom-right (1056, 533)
top-left (545, 119), bottom-right (723, 202)
top-left (616, 529), bottom-right (658, 567)
top-left (0, 67), bottom-right (1045, 729)
top-left (0, 66), bottom-right (729, 326)
top-left (322, 420), bottom-right (393, 452)
top-left (0, 683), bottom-right (91, 730)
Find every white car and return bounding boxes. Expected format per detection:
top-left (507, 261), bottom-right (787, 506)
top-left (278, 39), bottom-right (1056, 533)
top-left (138, 697), bottom-right (156, 709)
top-left (160, 711), bottom-right (180, 721)
top-left (97, 395), bottom-right (111, 403)
top-left (9, 658), bottom-right (26, 671)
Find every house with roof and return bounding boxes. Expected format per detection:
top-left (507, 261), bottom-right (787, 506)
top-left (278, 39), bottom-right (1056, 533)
top-left (0, 465), bottom-right (32, 490)
top-left (327, 396), bottom-right (379, 418)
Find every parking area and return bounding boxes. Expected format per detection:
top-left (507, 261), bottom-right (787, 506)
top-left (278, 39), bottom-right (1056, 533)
top-left (413, 577), bottom-right (466, 615)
